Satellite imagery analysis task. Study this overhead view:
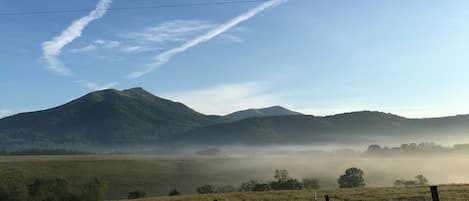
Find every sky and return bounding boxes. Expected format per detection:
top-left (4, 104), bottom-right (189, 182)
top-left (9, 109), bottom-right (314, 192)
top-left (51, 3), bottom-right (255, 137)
top-left (1, 0), bottom-right (469, 118)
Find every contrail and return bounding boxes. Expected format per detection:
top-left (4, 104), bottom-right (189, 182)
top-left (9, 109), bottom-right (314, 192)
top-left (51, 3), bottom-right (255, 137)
top-left (128, 0), bottom-right (287, 78)
top-left (42, 0), bottom-right (112, 75)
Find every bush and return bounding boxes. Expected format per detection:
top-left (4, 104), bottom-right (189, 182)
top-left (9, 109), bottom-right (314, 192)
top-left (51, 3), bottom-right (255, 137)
top-left (128, 190), bottom-right (146, 199)
top-left (239, 180), bottom-right (258, 192)
top-left (29, 177), bottom-right (74, 201)
top-left (168, 189), bottom-right (181, 196)
top-left (270, 178), bottom-right (303, 190)
top-left (338, 167), bottom-right (365, 188)
top-left (196, 184), bottom-right (215, 194)
top-left (270, 169), bottom-right (303, 190)
top-left (252, 183), bottom-right (272, 192)
top-left (394, 175), bottom-right (429, 187)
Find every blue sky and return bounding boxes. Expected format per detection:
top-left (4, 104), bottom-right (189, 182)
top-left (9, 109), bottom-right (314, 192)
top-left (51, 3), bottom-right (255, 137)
top-left (1, 0), bottom-right (469, 118)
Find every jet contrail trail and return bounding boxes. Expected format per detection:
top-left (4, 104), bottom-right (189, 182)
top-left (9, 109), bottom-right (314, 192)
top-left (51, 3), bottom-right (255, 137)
top-left (42, 0), bottom-right (112, 75)
top-left (128, 0), bottom-right (287, 78)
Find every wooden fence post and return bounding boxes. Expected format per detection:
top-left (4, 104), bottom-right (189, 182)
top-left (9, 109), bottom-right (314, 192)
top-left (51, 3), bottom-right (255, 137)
top-left (324, 194), bottom-right (330, 201)
top-left (430, 185), bottom-right (440, 201)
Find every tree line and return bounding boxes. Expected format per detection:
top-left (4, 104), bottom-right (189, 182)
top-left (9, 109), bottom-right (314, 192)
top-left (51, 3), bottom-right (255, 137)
top-left (365, 142), bottom-right (469, 155)
top-left (0, 170), bottom-right (107, 201)
top-left (194, 167), bottom-right (366, 194)
top-left (0, 167), bottom-right (430, 200)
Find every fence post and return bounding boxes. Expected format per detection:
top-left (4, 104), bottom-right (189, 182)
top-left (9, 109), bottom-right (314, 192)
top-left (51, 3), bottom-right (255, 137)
top-left (430, 186), bottom-right (440, 201)
top-left (324, 194), bottom-right (330, 201)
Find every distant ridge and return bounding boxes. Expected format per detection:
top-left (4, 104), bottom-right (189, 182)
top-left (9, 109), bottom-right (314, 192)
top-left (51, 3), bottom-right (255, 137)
top-left (225, 106), bottom-right (302, 121)
top-left (175, 110), bottom-right (469, 145)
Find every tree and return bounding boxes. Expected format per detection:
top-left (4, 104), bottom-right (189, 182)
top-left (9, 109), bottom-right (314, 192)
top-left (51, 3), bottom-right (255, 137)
top-left (239, 180), bottom-right (260, 192)
top-left (28, 177), bottom-right (73, 201)
top-left (367, 145), bottom-right (382, 153)
top-left (80, 178), bottom-right (108, 201)
top-left (274, 169), bottom-right (290, 182)
top-left (302, 178), bottom-right (320, 189)
top-left (270, 169), bottom-right (303, 190)
top-left (338, 168), bottom-right (365, 188)
top-left (128, 190), bottom-right (146, 199)
top-left (168, 189), bottom-right (180, 196)
top-left (415, 175), bottom-right (429, 185)
top-left (196, 185), bottom-right (215, 194)
top-left (394, 175), bottom-right (429, 187)
top-left (252, 183), bottom-right (272, 192)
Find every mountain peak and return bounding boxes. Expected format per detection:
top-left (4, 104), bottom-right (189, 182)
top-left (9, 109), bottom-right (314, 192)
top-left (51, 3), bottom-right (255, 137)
top-left (225, 106), bottom-right (302, 121)
top-left (122, 87), bottom-right (146, 93)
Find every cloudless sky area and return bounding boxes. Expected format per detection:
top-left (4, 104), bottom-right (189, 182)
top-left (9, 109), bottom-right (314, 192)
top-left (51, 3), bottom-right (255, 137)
top-left (1, 0), bottom-right (469, 118)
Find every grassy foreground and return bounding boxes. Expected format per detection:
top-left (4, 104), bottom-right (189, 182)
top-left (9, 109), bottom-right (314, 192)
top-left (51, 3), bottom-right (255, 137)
top-left (118, 184), bottom-right (469, 201)
top-left (0, 155), bottom-right (277, 199)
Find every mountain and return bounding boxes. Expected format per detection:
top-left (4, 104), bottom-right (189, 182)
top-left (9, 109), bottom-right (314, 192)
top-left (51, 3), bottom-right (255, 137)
top-left (0, 87), bottom-right (222, 146)
top-left (174, 111), bottom-right (469, 145)
top-left (225, 106), bottom-right (302, 121)
top-left (2, 87), bottom-right (469, 148)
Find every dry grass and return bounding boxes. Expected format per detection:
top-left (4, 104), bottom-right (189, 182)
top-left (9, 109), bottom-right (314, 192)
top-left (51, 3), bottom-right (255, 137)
top-left (118, 184), bottom-right (469, 201)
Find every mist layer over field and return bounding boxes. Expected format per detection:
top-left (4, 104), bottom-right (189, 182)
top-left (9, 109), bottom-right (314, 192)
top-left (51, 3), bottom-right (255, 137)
top-left (1, 147), bottom-right (469, 199)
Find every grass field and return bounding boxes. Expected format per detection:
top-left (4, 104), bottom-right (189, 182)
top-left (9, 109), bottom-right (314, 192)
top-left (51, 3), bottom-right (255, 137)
top-left (0, 155), bottom-right (251, 199)
top-left (1, 154), bottom-right (469, 200)
top-left (117, 185), bottom-right (469, 201)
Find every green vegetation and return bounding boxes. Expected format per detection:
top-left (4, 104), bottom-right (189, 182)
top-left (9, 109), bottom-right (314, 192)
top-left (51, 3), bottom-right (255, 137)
top-left (178, 111), bottom-right (469, 145)
top-left (118, 185), bottom-right (469, 201)
top-left (3, 88), bottom-right (469, 148)
top-left (394, 175), bottom-right (429, 187)
top-left (0, 149), bottom-right (91, 156)
top-left (0, 88), bottom-right (222, 147)
top-left (1, 154), bottom-right (469, 200)
top-left (128, 190), bottom-right (146, 199)
top-left (0, 169), bottom-right (107, 201)
top-left (168, 189), bottom-right (180, 196)
top-left (338, 168), bottom-right (365, 188)
top-left (197, 169), bottom-right (318, 194)
top-left (366, 142), bottom-right (469, 155)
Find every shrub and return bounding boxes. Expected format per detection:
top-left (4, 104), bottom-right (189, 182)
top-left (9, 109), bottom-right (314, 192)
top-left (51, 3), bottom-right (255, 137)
top-left (128, 190), bottom-right (146, 199)
top-left (168, 189), bottom-right (180, 196)
top-left (338, 167), bottom-right (365, 188)
top-left (196, 185), bottom-right (216, 194)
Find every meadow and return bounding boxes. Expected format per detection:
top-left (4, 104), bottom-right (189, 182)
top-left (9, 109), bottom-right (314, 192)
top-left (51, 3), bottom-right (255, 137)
top-left (1, 154), bottom-right (469, 199)
top-left (118, 185), bottom-right (469, 201)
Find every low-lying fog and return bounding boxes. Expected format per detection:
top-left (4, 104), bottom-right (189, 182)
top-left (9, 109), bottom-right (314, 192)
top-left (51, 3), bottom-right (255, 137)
top-left (203, 154), bottom-right (469, 188)
top-left (124, 143), bottom-right (469, 190)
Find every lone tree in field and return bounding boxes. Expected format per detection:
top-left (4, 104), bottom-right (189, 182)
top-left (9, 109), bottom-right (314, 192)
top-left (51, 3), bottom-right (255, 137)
top-left (338, 167), bottom-right (365, 188)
